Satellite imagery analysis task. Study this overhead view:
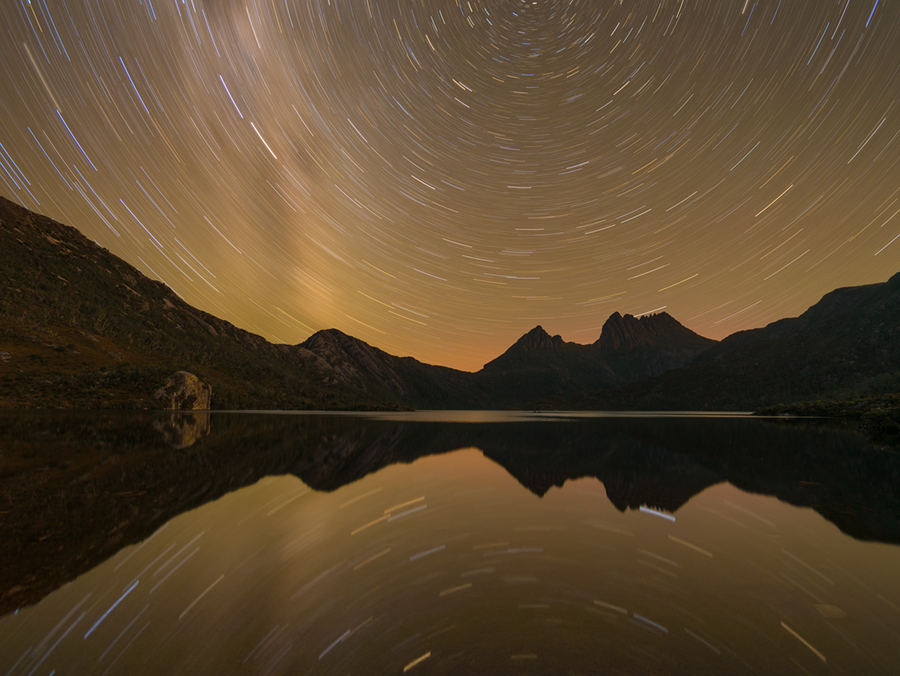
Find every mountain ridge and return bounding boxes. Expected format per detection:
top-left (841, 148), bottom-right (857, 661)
top-left (1, 197), bottom-right (715, 408)
top-left (538, 271), bottom-right (900, 411)
top-left (473, 312), bottom-right (715, 404)
top-left (5, 196), bottom-right (894, 411)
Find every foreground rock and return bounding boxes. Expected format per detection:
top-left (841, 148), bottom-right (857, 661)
top-left (153, 371), bottom-right (212, 410)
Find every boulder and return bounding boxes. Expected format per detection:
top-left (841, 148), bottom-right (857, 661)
top-left (153, 371), bottom-right (212, 410)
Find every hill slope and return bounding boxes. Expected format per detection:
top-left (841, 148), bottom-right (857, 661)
top-left (0, 197), bottom-right (393, 409)
top-left (299, 328), bottom-right (493, 409)
top-left (1, 197), bottom-right (717, 409)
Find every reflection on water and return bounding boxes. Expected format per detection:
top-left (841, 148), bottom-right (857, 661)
top-left (152, 412), bottom-right (210, 450)
top-left (1, 412), bottom-right (899, 674)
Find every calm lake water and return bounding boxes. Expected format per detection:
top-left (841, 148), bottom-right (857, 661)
top-left (1, 411), bottom-right (899, 674)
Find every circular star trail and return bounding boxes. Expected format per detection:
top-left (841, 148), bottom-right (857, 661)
top-left (1, 0), bottom-right (899, 370)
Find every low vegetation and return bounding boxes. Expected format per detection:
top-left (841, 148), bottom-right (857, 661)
top-left (756, 394), bottom-right (900, 446)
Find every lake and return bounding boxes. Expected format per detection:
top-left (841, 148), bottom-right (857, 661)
top-left (1, 411), bottom-right (899, 674)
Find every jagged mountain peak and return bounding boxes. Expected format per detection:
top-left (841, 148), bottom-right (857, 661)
top-left (596, 311), bottom-right (713, 352)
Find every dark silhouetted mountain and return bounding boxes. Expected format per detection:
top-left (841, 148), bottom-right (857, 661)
top-left (499, 325), bottom-right (567, 353)
top-left (475, 318), bottom-right (715, 405)
top-left (0, 197), bottom-right (395, 410)
top-left (299, 328), bottom-right (492, 409)
top-left (1, 198), bottom-right (716, 409)
top-left (477, 326), bottom-right (618, 403)
top-left (596, 311), bottom-right (711, 351)
top-left (594, 311), bottom-right (717, 382)
top-left (540, 273), bottom-right (900, 411)
top-left (299, 319), bottom-right (717, 409)
top-left (483, 326), bottom-right (589, 370)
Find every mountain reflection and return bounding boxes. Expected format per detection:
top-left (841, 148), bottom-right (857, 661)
top-left (1, 411), bottom-right (898, 617)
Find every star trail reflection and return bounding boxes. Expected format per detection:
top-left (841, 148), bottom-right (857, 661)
top-left (2, 411), bottom-right (900, 674)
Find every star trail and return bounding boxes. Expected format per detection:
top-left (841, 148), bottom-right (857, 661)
top-left (1, 0), bottom-right (899, 371)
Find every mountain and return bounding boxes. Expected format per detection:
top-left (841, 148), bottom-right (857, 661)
top-left (0, 197), bottom-right (395, 410)
top-left (477, 326), bottom-right (618, 403)
top-left (299, 328), bottom-right (492, 409)
top-left (299, 319), bottom-right (715, 410)
top-left (475, 317), bottom-right (716, 405)
top-left (304, 317), bottom-right (716, 409)
top-left (596, 311), bottom-right (711, 351)
top-left (595, 311), bottom-right (718, 382)
top-left (0, 197), bottom-right (712, 409)
top-left (540, 272), bottom-right (900, 411)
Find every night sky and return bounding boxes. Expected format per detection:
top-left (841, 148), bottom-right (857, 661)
top-left (2, 1), bottom-right (899, 371)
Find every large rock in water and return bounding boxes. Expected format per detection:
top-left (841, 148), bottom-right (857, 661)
top-left (154, 371), bottom-right (212, 410)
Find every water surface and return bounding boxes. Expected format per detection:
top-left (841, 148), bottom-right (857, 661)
top-left (1, 411), bottom-right (898, 674)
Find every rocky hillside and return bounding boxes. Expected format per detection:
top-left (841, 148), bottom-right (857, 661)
top-left (1, 196), bottom-right (717, 409)
top-left (0, 197), bottom-right (394, 410)
top-left (299, 328), bottom-right (492, 409)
